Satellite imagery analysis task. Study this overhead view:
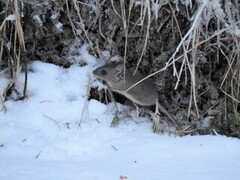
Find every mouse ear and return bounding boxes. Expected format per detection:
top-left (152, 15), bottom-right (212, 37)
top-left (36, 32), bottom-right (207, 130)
top-left (115, 64), bottom-right (124, 81)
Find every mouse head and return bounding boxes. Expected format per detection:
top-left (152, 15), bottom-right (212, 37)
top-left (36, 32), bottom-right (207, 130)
top-left (93, 62), bottom-right (124, 86)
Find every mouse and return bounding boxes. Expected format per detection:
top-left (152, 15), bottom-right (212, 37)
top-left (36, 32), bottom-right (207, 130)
top-left (93, 61), bottom-right (158, 106)
top-left (93, 61), bottom-right (181, 130)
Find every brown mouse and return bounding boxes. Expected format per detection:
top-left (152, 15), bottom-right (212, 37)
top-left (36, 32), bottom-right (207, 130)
top-left (93, 61), bottom-right (180, 130)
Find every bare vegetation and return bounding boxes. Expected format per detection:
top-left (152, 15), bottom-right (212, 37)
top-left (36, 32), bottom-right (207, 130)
top-left (0, 0), bottom-right (239, 137)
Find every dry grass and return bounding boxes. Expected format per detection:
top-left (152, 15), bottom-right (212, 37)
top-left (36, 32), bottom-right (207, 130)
top-left (0, 0), bottom-right (26, 109)
top-left (122, 0), bottom-right (240, 123)
top-left (66, 0), bottom-right (97, 57)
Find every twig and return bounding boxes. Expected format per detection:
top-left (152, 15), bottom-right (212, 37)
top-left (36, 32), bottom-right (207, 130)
top-left (42, 114), bottom-right (61, 129)
top-left (78, 77), bottom-right (91, 129)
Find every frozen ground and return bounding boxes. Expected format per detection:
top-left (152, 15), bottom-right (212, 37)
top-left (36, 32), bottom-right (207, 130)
top-left (0, 46), bottom-right (240, 180)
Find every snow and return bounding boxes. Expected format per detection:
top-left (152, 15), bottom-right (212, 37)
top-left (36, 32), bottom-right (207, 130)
top-left (0, 47), bottom-right (240, 180)
top-left (234, 26), bottom-right (240, 36)
top-left (33, 15), bottom-right (43, 26)
top-left (5, 14), bottom-right (16, 21)
top-left (55, 22), bottom-right (63, 32)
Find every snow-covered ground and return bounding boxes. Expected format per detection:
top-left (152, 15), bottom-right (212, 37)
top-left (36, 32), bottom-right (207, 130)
top-left (0, 46), bottom-right (240, 180)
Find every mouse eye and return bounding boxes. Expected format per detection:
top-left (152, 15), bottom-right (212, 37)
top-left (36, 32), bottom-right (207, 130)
top-left (101, 70), bottom-right (107, 75)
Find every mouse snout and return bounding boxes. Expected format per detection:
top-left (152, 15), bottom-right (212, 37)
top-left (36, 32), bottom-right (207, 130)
top-left (92, 67), bottom-right (101, 76)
